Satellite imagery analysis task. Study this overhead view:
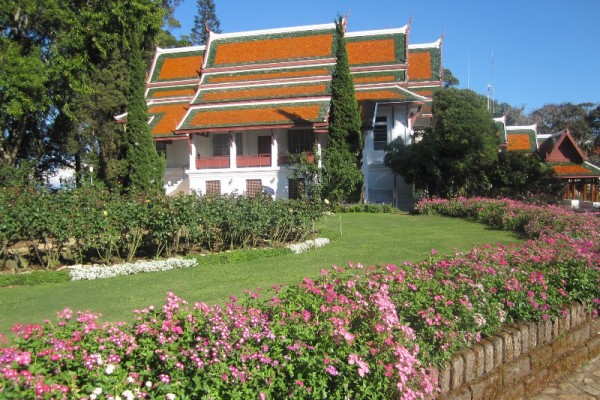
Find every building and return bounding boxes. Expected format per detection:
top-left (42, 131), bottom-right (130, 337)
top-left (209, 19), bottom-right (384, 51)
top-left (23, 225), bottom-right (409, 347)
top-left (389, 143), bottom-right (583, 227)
top-left (136, 19), bottom-right (443, 209)
top-left (495, 116), bottom-right (600, 202)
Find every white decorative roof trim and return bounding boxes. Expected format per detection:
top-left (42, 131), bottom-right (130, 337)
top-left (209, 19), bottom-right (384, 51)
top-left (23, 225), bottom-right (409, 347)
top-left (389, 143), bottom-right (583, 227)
top-left (493, 116), bottom-right (506, 123)
top-left (506, 124), bottom-right (537, 131)
top-left (408, 39), bottom-right (442, 49)
top-left (346, 25), bottom-right (409, 37)
top-left (147, 98), bottom-right (191, 106)
top-left (209, 23), bottom-right (336, 40)
top-left (155, 45), bottom-right (206, 54)
top-left (114, 112), bottom-right (127, 121)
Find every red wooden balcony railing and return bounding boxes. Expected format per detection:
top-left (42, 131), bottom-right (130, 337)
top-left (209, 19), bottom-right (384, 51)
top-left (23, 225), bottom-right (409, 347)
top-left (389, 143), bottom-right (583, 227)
top-left (236, 154), bottom-right (272, 168)
top-left (196, 156), bottom-right (230, 169)
top-left (278, 153), bottom-right (315, 165)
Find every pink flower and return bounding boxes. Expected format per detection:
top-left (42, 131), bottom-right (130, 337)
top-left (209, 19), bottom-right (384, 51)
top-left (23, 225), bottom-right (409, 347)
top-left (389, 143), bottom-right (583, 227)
top-left (325, 365), bottom-right (339, 376)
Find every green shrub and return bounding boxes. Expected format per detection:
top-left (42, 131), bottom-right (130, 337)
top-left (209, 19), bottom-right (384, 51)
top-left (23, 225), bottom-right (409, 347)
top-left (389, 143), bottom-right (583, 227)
top-left (0, 270), bottom-right (70, 287)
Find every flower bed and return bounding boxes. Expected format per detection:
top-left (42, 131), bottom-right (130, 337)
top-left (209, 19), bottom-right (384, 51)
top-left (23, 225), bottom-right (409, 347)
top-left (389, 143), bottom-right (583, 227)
top-left (0, 198), bottom-right (598, 399)
top-left (68, 258), bottom-right (197, 281)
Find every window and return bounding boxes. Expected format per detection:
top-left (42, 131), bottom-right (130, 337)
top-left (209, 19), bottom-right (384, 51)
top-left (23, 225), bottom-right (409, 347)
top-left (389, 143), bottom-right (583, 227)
top-left (205, 180), bottom-right (221, 196)
top-left (213, 133), bottom-right (243, 156)
top-left (288, 178), bottom-right (305, 199)
top-left (373, 116), bottom-right (388, 151)
top-left (155, 141), bottom-right (167, 157)
top-left (212, 133), bottom-right (229, 156)
top-left (246, 179), bottom-right (262, 197)
top-left (288, 129), bottom-right (315, 154)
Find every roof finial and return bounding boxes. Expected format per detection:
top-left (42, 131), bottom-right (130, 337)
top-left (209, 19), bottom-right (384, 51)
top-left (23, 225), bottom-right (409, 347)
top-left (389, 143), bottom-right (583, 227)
top-left (342, 8), bottom-right (350, 32)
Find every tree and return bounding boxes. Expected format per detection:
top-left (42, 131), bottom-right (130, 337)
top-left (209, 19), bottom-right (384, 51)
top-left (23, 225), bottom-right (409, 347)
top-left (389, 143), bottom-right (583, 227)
top-left (442, 68), bottom-right (459, 88)
top-left (486, 151), bottom-right (562, 201)
top-left (530, 102), bottom-right (596, 152)
top-left (385, 88), bottom-right (498, 197)
top-left (494, 102), bottom-right (532, 126)
top-left (321, 16), bottom-right (363, 203)
top-left (190, 0), bottom-right (221, 46)
top-left (121, 31), bottom-right (165, 193)
top-left (1, 0), bottom-right (178, 187)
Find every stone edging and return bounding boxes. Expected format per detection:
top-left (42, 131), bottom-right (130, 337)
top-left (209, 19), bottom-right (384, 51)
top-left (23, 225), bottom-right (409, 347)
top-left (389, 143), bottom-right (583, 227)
top-left (433, 303), bottom-right (600, 400)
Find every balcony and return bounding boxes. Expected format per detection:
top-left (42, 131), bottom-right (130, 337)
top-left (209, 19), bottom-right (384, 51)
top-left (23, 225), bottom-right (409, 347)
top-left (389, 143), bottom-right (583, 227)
top-left (236, 153), bottom-right (272, 168)
top-left (278, 152), bottom-right (315, 165)
top-left (196, 156), bottom-right (230, 169)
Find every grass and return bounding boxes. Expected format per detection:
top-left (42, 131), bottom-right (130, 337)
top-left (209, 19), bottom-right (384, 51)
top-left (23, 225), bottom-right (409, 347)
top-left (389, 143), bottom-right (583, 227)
top-left (0, 213), bottom-right (523, 335)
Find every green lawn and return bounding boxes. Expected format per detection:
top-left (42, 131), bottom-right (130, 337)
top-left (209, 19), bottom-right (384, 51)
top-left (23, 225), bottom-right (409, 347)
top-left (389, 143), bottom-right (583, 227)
top-left (0, 213), bottom-right (522, 335)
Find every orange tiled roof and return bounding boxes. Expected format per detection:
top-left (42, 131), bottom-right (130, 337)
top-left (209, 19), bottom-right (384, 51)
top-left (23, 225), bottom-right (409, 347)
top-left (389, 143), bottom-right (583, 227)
top-left (158, 55), bottom-right (203, 81)
top-left (355, 86), bottom-right (424, 102)
top-left (147, 86), bottom-right (196, 100)
top-left (347, 38), bottom-right (397, 66)
top-left (203, 67), bottom-right (332, 84)
top-left (507, 133), bottom-right (535, 151)
top-left (552, 164), bottom-right (593, 175)
top-left (408, 52), bottom-right (432, 81)
top-left (352, 70), bottom-right (405, 85)
top-left (210, 33), bottom-right (334, 67)
top-left (195, 82), bottom-right (329, 104)
top-left (409, 88), bottom-right (434, 98)
top-left (148, 102), bottom-right (189, 137)
top-left (180, 101), bottom-right (330, 130)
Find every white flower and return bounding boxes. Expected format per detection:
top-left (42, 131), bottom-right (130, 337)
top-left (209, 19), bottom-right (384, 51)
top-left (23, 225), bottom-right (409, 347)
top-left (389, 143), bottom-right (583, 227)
top-left (92, 387), bottom-right (103, 395)
top-left (122, 390), bottom-right (135, 400)
top-left (166, 394), bottom-right (176, 400)
top-left (105, 364), bottom-right (116, 374)
top-left (90, 395), bottom-right (97, 400)
top-left (286, 238), bottom-right (330, 254)
top-left (126, 376), bottom-right (135, 384)
top-left (145, 381), bottom-right (153, 388)
top-left (69, 258), bottom-right (197, 281)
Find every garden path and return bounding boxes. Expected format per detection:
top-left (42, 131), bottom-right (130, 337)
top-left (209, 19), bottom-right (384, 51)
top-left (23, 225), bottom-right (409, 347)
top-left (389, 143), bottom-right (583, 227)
top-left (530, 353), bottom-right (600, 399)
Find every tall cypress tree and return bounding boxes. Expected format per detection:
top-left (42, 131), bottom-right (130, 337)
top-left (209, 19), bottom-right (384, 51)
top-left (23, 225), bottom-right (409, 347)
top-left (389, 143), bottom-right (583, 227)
top-left (190, 0), bottom-right (222, 46)
top-left (322, 16), bottom-right (363, 202)
top-left (122, 30), bottom-right (165, 193)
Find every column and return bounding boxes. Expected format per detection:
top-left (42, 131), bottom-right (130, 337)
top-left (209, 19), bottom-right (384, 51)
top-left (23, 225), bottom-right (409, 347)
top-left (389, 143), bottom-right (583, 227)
top-left (229, 133), bottom-right (236, 169)
top-left (316, 137), bottom-right (322, 168)
top-left (271, 131), bottom-right (278, 167)
top-left (188, 134), bottom-right (196, 171)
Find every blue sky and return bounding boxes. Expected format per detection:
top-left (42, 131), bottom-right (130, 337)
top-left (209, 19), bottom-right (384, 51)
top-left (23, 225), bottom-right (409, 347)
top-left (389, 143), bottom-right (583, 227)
top-left (172, 0), bottom-right (599, 113)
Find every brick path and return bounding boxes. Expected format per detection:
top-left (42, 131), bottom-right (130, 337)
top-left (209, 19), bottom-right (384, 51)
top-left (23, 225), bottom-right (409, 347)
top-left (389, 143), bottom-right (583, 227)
top-left (530, 354), bottom-right (600, 399)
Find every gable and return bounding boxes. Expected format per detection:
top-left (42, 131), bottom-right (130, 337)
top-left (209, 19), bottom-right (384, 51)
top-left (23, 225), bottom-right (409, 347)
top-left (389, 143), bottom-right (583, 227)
top-left (346, 27), bottom-right (408, 67)
top-left (148, 47), bottom-right (205, 84)
top-left (505, 126), bottom-right (538, 152)
top-left (408, 40), bottom-right (442, 82)
top-left (545, 130), bottom-right (586, 163)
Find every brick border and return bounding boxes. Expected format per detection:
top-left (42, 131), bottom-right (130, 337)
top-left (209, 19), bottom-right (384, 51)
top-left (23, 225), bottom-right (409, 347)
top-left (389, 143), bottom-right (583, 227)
top-left (434, 303), bottom-right (600, 400)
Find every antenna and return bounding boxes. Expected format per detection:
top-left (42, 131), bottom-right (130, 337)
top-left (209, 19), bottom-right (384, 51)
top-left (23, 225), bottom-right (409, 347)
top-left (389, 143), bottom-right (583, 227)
top-left (467, 50), bottom-right (470, 89)
top-left (487, 50), bottom-right (495, 113)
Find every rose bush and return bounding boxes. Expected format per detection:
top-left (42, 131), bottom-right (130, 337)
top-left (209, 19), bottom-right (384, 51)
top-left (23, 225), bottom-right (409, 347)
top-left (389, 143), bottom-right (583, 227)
top-left (0, 198), bottom-right (598, 398)
top-left (0, 188), bottom-right (323, 268)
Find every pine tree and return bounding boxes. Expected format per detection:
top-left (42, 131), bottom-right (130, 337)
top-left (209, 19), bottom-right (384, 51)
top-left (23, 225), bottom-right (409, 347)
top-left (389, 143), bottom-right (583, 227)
top-left (122, 30), bottom-right (165, 193)
top-left (322, 16), bottom-right (363, 202)
top-left (190, 0), bottom-right (222, 46)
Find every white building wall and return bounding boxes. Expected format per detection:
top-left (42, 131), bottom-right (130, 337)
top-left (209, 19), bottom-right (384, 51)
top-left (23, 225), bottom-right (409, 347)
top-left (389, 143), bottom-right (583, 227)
top-left (362, 103), bottom-right (415, 210)
top-left (167, 105), bottom-right (415, 208)
top-left (166, 140), bottom-right (189, 168)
